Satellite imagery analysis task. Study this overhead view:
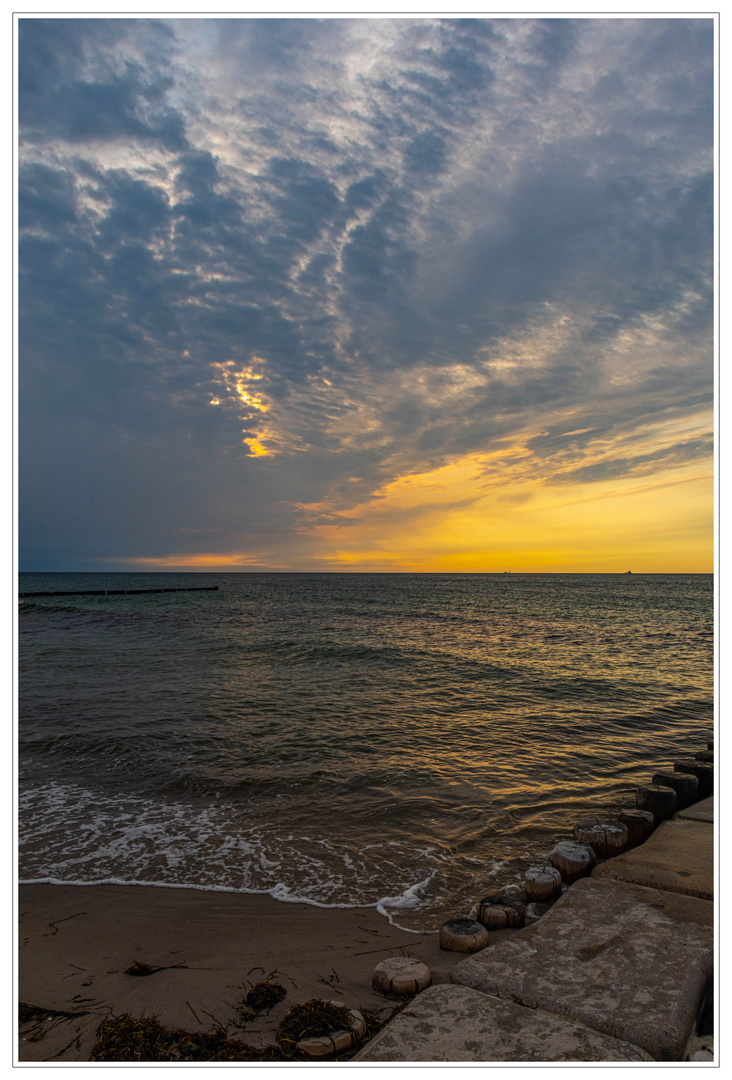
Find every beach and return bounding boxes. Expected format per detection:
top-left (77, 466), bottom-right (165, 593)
top-left (18, 882), bottom-right (519, 1062)
top-left (19, 793), bottom-right (715, 1064)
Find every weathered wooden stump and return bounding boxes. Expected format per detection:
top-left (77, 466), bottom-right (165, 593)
top-left (602, 822), bottom-right (630, 857)
top-left (550, 840), bottom-right (597, 883)
top-left (673, 760), bottom-right (713, 798)
top-left (636, 783), bottom-right (676, 823)
top-left (652, 770), bottom-right (699, 810)
top-left (617, 808), bottom-right (654, 847)
top-left (694, 750), bottom-right (713, 764)
top-left (572, 821), bottom-right (605, 856)
top-left (525, 865), bottom-right (562, 903)
top-left (295, 1004), bottom-right (366, 1059)
top-left (477, 900), bottom-right (507, 930)
top-left (439, 918), bottom-right (489, 953)
top-left (573, 821), bottom-right (629, 859)
top-left (477, 895), bottom-right (526, 931)
top-left (372, 957), bottom-right (431, 996)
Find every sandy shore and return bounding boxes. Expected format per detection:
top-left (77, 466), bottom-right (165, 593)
top-left (18, 882), bottom-right (516, 1063)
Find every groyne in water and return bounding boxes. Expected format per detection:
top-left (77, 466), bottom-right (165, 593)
top-left (19, 586), bottom-right (219, 598)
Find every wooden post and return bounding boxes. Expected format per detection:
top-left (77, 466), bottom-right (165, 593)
top-left (617, 808), bottom-right (654, 847)
top-left (651, 770), bottom-right (698, 810)
top-left (573, 821), bottom-right (629, 859)
top-left (550, 841), bottom-right (597, 883)
top-left (525, 865), bottom-right (562, 903)
top-left (636, 784), bottom-right (676, 823)
top-left (673, 760), bottom-right (713, 798)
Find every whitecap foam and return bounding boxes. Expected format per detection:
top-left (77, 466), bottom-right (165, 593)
top-left (18, 781), bottom-right (459, 929)
top-left (18, 875), bottom-right (374, 911)
top-left (376, 871), bottom-right (439, 933)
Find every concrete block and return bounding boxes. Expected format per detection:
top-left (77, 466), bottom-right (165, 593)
top-left (353, 984), bottom-right (652, 1062)
top-left (592, 817), bottom-right (713, 900)
top-left (453, 877), bottom-right (712, 1061)
top-left (676, 796), bottom-right (714, 824)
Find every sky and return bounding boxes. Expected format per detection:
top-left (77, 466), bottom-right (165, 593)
top-left (18, 15), bottom-right (715, 573)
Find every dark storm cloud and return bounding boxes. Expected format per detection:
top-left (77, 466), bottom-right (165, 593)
top-left (18, 16), bottom-right (714, 568)
top-left (20, 18), bottom-right (186, 150)
top-left (19, 162), bottom-right (78, 230)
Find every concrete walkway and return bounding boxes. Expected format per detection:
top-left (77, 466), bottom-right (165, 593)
top-left (356, 795), bottom-right (714, 1063)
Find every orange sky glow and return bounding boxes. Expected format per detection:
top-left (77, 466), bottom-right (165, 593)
top-left (120, 430), bottom-right (713, 574)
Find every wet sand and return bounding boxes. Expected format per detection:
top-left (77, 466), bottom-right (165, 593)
top-left (18, 882), bottom-right (514, 1062)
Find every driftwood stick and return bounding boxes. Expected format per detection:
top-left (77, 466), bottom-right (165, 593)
top-left (186, 1000), bottom-right (203, 1025)
top-left (47, 913), bottom-right (88, 935)
top-left (354, 941), bottom-right (416, 957)
top-left (43, 1032), bottom-right (82, 1062)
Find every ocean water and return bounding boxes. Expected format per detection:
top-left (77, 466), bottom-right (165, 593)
top-left (18, 572), bottom-right (713, 931)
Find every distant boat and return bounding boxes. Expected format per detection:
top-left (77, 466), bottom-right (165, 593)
top-left (626, 570), bottom-right (632, 574)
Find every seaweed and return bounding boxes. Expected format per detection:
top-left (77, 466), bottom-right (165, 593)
top-left (20, 1003), bottom-right (53, 1025)
top-left (19, 1002), bottom-right (91, 1024)
top-left (277, 998), bottom-right (352, 1046)
top-left (124, 962), bottom-right (156, 977)
top-left (91, 1014), bottom-right (286, 1062)
top-left (124, 960), bottom-right (188, 977)
top-left (92, 1015), bottom-right (172, 1061)
top-left (36, 997), bottom-right (399, 1063)
top-left (238, 979), bottom-right (287, 1021)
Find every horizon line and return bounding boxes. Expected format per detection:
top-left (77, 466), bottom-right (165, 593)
top-left (18, 569), bottom-right (713, 576)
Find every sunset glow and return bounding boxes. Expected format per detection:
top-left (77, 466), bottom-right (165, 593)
top-left (304, 462), bottom-right (713, 573)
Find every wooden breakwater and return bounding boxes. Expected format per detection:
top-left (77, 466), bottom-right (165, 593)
top-left (19, 586), bottom-right (219, 598)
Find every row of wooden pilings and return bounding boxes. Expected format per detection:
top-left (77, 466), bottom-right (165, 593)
top-left (437, 738), bottom-right (714, 953)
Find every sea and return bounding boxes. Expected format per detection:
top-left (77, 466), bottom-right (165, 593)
top-left (18, 572), bottom-right (714, 932)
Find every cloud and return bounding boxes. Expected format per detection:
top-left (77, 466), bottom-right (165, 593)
top-left (547, 435), bottom-right (714, 486)
top-left (20, 18), bottom-right (186, 150)
top-left (18, 17), bottom-right (714, 570)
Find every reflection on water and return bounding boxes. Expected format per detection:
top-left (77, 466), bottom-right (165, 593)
top-left (19, 572), bottom-right (713, 929)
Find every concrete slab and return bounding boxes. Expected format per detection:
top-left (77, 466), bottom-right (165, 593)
top-left (453, 877), bottom-right (712, 1061)
top-left (353, 984), bottom-right (652, 1062)
top-left (592, 817), bottom-right (713, 900)
top-left (676, 796), bottom-right (714, 824)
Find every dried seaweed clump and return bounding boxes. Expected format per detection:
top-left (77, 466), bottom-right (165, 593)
top-left (124, 961), bottom-right (156, 977)
top-left (240, 980), bottom-right (287, 1020)
top-left (124, 960), bottom-right (188, 977)
top-left (277, 999), bottom-right (352, 1047)
top-left (92, 1014), bottom-right (285, 1062)
top-left (20, 1004), bottom-right (54, 1025)
top-left (92, 1015), bottom-right (172, 1061)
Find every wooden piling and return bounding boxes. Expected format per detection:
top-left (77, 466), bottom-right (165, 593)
top-left (617, 809), bottom-right (654, 847)
top-left (673, 760), bottom-right (713, 799)
top-left (636, 784), bottom-right (676, 823)
top-left (19, 586), bottom-right (219, 598)
top-left (652, 771), bottom-right (699, 810)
